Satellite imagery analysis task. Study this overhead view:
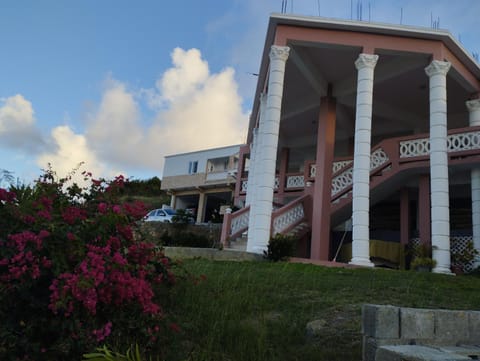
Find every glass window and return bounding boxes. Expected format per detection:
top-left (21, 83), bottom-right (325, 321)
top-left (189, 160), bottom-right (198, 174)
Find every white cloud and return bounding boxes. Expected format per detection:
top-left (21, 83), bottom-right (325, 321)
top-left (85, 47), bottom-right (247, 174)
top-left (2, 48), bottom-right (248, 181)
top-left (36, 125), bottom-right (123, 185)
top-left (0, 94), bottom-right (45, 152)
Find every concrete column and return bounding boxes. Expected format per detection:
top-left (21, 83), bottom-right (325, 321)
top-left (425, 60), bottom-right (452, 274)
top-left (247, 45), bottom-right (290, 254)
top-left (418, 175), bottom-right (431, 246)
top-left (350, 53), bottom-right (378, 267)
top-left (170, 194), bottom-right (177, 209)
top-left (196, 191), bottom-right (206, 224)
top-left (467, 98), bottom-right (480, 266)
top-left (311, 96), bottom-right (336, 260)
top-left (277, 147), bottom-right (290, 202)
top-left (245, 127), bottom-right (258, 207)
top-left (247, 94), bottom-right (267, 244)
top-left (400, 189), bottom-right (410, 246)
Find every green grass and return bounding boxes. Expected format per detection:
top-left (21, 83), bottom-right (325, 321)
top-left (167, 260), bottom-right (480, 361)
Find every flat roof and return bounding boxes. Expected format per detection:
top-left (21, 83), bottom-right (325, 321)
top-left (164, 144), bottom-right (243, 159)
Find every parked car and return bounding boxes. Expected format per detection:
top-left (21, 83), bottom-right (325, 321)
top-left (143, 208), bottom-right (176, 223)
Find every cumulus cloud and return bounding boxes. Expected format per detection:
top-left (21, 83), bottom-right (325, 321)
top-left (36, 125), bottom-right (120, 184)
top-left (2, 47), bottom-right (247, 181)
top-left (85, 47), bottom-right (247, 173)
top-left (0, 95), bottom-right (45, 152)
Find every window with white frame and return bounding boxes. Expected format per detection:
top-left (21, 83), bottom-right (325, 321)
top-left (188, 160), bottom-right (198, 174)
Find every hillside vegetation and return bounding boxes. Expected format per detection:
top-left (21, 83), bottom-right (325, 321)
top-left (167, 259), bottom-right (480, 361)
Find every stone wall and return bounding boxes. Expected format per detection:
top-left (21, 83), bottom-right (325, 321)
top-left (362, 304), bottom-right (480, 361)
top-left (140, 222), bottom-right (223, 247)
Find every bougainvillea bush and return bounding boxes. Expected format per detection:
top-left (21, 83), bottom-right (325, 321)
top-left (0, 167), bottom-right (181, 360)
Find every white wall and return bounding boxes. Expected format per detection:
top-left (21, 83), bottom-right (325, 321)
top-left (163, 144), bottom-right (241, 177)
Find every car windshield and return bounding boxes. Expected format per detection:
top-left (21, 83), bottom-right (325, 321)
top-left (164, 209), bottom-right (176, 215)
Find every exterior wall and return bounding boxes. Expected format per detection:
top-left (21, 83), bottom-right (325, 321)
top-left (162, 144), bottom-right (241, 179)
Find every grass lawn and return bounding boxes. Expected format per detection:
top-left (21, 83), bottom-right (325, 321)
top-left (167, 259), bottom-right (480, 361)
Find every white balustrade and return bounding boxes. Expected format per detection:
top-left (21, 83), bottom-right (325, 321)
top-left (333, 160), bottom-right (353, 173)
top-left (310, 164), bottom-right (316, 178)
top-left (400, 130), bottom-right (480, 158)
top-left (331, 167), bottom-right (353, 196)
top-left (370, 148), bottom-right (389, 170)
top-left (447, 131), bottom-right (480, 152)
top-left (286, 175), bottom-right (305, 188)
top-left (230, 211), bottom-right (249, 236)
top-left (272, 203), bottom-right (304, 235)
top-left (274, 176), bottom-right (280, 190)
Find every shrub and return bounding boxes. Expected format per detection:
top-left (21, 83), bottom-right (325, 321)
top-left (263, 234), bottom-right (296, 262)
top-left (0, 166), bottom-right (183, 360)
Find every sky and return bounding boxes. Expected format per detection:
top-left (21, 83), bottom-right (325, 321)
top-left (1, 0), bottom-right (479, 185)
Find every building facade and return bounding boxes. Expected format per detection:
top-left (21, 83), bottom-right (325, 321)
top-left (221, 14), bottom-right (480, 274)
top-left (161, 144), bottom-right (241, 223)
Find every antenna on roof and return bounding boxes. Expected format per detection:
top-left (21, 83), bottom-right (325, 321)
top-left (281, 0), bottom-right (287, 14)
top-left (350, 0), bottom-right (353, 20)
top-left (317, 0), bottom-right (321, 16)
top-left (368, 2), bottom-right (371, 22)
top-left (400, 7), bottom-right (403, 24)
top-left (431, 13), bottom-right (440, 29)
top-left (473, 52), bottom-right (479, 63)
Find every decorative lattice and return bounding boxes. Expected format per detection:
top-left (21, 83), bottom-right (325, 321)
top-left (331, 167), bottom-right (353, 196)
top-left (230, 211), bottom-right (249, 236)
top-left (409, 236), bottom-right (476, 273)
top-left (333, 160), bottom-right (352, 174)
top-left (370, 148), bottom-right (389, 170)
top-left (286, 175), bottom-right (305, 188)
top-left (310, 164), bottom-right (316, 178)
top-left (400, 131), bottom-right (480, 158)
top-left (451, 236), bottom-right (476, 273)
top-left (399, 138), bottom-right (430, 158)
top-left (272, 203), bottom-right (304, 235)
top-left (447, 131), bottom-right (480, 152)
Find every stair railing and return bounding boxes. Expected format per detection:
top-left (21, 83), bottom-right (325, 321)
top-left (270, 194), bottom-right (310, 236)
top-left (220, 206), bottom-right (250, 246)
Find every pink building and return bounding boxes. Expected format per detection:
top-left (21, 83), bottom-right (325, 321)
top-left (221, 14), bottom-right (480, 274)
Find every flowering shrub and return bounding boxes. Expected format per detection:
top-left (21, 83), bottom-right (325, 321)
top-left (0, 167), bottom-right (181, 360)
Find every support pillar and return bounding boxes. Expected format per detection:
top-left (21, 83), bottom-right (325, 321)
top-left (196, 191), bottom-right (206, 224)
top-left (467, 98), bottom-right (480, 266)
top-left (247, 45), bottom-right (290, 254)
top-left (170, 194), bottom-right (177, 209)
top-left (311, 96), bottom-right (336, 260)
top-left (425, 60), bottom-right (452, 274)
top-left (277, 147), bottom-right (290, 202)
top-left (350, 53), bottom-right (378, 267)
top-left (400, 189), bottom-right (410, 246)
top-left (418, 175), bottom-right (431, 246)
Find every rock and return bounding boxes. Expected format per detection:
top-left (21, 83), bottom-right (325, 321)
top-left (306, 319), bottom-right (327, 339)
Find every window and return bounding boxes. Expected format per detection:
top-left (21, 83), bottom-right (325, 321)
top-left (188, 161), bottom-right (198, 174)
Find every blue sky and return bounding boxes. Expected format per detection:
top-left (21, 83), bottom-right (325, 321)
top-left (1, 0), bottom-right (479, 184)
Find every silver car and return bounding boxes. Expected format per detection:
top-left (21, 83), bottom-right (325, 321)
top-left (143, 208), bottom-right (176, 222)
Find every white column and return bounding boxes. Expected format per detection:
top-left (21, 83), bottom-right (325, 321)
top-left (467, 98), bottom-right (480, 266)
top-left (246, 94), bottom-right (267, 245)
top-left (350, 53), bottom-right (378, 267)
top-left (170, 194), bottom-right (176, 208)
top-left (247, 45), bottom-right (290, 254)
top-left (425, 60), bottom-right (452, 274)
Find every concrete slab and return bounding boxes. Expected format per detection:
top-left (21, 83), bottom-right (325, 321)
top-left (376, 345), bottom-right (472, 361)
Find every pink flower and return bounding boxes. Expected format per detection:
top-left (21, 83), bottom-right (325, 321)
top-left (98, 203), bottom-right (108, 214)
